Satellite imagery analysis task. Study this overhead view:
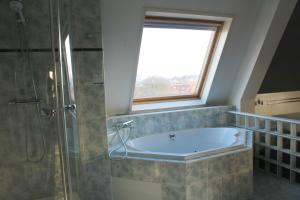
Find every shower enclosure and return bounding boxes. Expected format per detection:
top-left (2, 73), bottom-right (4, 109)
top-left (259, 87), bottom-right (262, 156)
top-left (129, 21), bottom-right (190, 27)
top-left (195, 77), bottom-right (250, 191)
top-left (0, 0), bottom-right (85, 199)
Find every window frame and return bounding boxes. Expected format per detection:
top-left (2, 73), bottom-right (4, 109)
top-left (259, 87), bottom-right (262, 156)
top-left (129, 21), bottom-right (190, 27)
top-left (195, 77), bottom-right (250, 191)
top-left (133, 16), bottom-right (224, 104)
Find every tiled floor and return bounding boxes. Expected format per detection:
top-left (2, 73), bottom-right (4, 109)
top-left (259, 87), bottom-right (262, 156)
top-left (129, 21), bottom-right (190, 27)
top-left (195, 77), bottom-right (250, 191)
top-left (254, 170), bottom-right (300, 200)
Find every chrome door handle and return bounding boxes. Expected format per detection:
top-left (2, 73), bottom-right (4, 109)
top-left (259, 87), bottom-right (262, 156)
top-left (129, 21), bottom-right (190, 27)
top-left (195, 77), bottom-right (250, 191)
top-left (65, 104), bottom-right (76, 111)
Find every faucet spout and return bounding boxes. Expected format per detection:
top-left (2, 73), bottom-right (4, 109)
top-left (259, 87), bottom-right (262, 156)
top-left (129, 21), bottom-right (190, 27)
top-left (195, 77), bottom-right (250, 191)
top-left (169, 133), bottom-right (176, 140)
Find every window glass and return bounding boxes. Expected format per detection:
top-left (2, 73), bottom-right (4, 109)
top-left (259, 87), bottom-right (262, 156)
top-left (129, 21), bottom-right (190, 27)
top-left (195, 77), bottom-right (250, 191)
top-left (133, 17), bottom-right (222, 102)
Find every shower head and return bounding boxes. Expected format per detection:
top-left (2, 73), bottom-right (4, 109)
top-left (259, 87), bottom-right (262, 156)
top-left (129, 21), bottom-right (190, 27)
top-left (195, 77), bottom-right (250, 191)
top-left (9, 0), bottom-right (26, 25)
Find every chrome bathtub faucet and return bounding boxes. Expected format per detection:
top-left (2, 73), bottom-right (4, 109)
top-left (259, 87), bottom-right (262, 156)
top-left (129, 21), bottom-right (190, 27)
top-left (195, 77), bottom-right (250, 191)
top-left (109, 120), bottom-right (135, 160)
top-left (169, 133), bottom-right (176, 140)
top-left (114, 120), bottom-right (135, 130)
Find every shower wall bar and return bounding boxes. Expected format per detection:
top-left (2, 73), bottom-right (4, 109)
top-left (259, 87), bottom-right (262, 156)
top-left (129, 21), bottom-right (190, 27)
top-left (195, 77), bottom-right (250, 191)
top-left (8, 98), bottom-right (40, 104)
top-left (228, 111), bottom-right (300, 185)
top-left (0, 48), bottom-right (103, 52)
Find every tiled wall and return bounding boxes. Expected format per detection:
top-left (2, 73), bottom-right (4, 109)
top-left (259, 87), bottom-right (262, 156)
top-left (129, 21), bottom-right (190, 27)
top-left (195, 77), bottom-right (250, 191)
top-left (0, 1), bottom-right (52, 49)
top-left (107, 105), bottom-right (235, 140)
top-left (0, 1), bottom-right (61, 199)
top-left (72, 0), bottom-right (113, 199)
top-left (0, 0), bottom-right (113, 199)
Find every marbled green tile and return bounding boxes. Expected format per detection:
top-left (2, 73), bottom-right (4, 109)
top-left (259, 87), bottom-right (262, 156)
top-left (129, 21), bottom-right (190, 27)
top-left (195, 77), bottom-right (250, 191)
top-left (207, 177), bottom-right (222, 200)
top-left (162, 182), bottom-right (187, 200)
top-left (186, 159), bottom-right (208, 184)
top-left (72, 14), bottom-right (102, 48)
top-left (80, 157), bottom-right (112, 200)
top-left (221, 174), bottom-right (239, 200)
top-left (160, 161), bottom-right (187, 183)
top-left (107, 105), bottom-right (236, 142)
top-left (186, 180), bottom-right (208, 200)
top-left (75, 51), bottom-right (104, 84)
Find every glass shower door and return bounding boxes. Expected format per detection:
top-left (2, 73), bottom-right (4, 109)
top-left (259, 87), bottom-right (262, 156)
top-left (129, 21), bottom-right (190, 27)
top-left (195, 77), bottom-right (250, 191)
top-left (57, 0), bottom-right (81, 199)
top-left (59, 34), bottom-right (81, 200)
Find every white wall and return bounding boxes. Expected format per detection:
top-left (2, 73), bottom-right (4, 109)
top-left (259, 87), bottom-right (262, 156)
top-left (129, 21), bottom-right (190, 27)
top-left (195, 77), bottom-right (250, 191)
top-left (101, 0), bottom-right (296, 116)
top-left (255, 91), bottom-right (300, 116)
top-left (228, 0), bottom-right (297, 112)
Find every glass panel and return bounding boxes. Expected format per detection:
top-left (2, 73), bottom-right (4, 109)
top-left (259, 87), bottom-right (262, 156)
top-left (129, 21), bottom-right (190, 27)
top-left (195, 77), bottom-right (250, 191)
top-left (59, 1), bottom-right (81, 199)
top-left (133, 27), bottom-right (215, 99)
top-left (0, 0), bottom-right (67, 199)
top-left (62, 33), bottom-right (80, 197)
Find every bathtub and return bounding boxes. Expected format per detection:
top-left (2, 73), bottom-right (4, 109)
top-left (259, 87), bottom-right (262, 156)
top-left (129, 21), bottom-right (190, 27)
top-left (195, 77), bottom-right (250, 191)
top-left (110, 127), bottom-right (247, 161)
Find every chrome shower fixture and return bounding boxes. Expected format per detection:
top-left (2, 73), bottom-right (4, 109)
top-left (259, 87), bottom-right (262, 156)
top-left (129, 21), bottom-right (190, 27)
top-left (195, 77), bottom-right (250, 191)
top-left (9, 0), bottom-right (26, 24)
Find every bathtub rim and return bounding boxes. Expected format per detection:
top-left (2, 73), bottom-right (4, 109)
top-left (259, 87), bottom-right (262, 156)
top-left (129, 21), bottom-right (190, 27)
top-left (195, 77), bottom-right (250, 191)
top-left (111, 146), bottom-right (253, 164)
top-left (109, 127), bottom-right (252, 163)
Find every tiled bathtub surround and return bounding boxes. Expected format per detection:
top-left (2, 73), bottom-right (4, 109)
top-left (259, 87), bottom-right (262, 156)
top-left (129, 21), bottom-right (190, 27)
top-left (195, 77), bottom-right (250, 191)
top-left (107, 105), bottom-right (235, 140)
top-left (111, 149), bottom-right (253, 200)
top-left (108, 106), bottom-right (253, 200)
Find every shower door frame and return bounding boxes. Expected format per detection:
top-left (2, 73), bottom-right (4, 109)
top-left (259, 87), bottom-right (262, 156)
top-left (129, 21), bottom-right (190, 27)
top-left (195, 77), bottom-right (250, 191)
top-left (50, 0), bottom-right (80, 199)
top-left (50, 0), bottom-right (70, 199)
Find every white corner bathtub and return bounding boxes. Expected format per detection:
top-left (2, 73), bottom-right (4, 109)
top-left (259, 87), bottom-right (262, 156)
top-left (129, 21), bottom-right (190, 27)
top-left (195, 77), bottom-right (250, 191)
top-left (111, 127), bottom-right (247, 161)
